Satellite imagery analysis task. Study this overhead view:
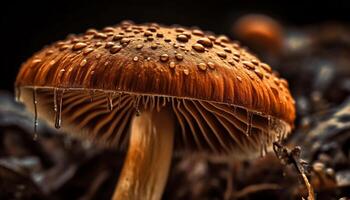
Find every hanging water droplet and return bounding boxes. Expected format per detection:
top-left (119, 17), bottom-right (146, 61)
top-left (54, 89), bottom-right (64, 129)
top-left (33, 88), bottom-right (38, 140)
top-left (245, 111), bottom-right (252, 136)
top-left (89, 90), bottom-right (95, 102)
top-left (133, 95), bottom-right (141, 116)
top-left (53, 88), bottom-right (58, 112)
top-left (106, 92), bottom-right (114, 111)
top-left (15, 86), bottom-right (21, 102)
top-left (133, 56), bottom-right (139, 62)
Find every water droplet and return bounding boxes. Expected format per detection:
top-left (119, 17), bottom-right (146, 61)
top-left (120, 38), bottom-right (130, 45)
top-left (164, 38), bottom-right (171, 42)
top-left (160, 54), bottom-right (169, 62)
top-left (113, 34), bottom-right (123, 41)
top-left (242, 61), bottom-right (255, 70)
top-left (197, 63), bottom-right (207, 71)
top-left (175, 27), bottom-right (185, 33)
top-left (110, 45), bottom-right (122, 54)
top-left (192, 43), bottom-right (205, 52)
top-left (197, 38), bottom-right (212, 47)
top-left (233, 56), bottom-right (240, 62)
top-left (32, 88), bottom-right (38, 138)
top-left (237, 76), bottom-right (242, 82)
top-left (207, 62), bottom-right (215, 69)
top-left (133, 56), bottom-right (139, 62)
top-left (103, 27), bottom-right (115, 32)
top-left (260, 63), bottom-right (272, 72)
top-left (183, 69), bottom-right (189, 75)
top-left (86, 29), bottom-right (98, 35)
top-left (106, 92), bottom-right (114, 111)
top-left (223, 47), bottom-right (232, 53)
top-left (46, 50), bottom-right (54, 55)
top-left (136, 44), bottom-right (143, 49)
top-left (72, 42), bottom-right (87, 50)
top-left (251, 59), bottom-right (259, 65)
top-left (15, 86), bottom-right (21, 102)
top-left (216, 51), bottom-right (227, 58)
top-left (175, 53), bottom-right (183, 61)
top-left (151, 43), bottom-right (157, 49)
top-left (176, 34), bottom-right (188, 42)
top-left (233, 52), bottom-right (240, 57)
top-left (169, 62), bottom-right (176, 68)
top-left (59, 45), bottom-right (70, 51)
top-left (105, 42), bottom-right (115, 48)
top-left (144, 31), bottom-right (153, 37)
top-left (245, 112), bottom-right (253, 136)
top-left (95, 42), bottom-right (103, 47)
top-left (125, 28), bottom-right (132, 33)
top-left (83, 48), bottom-right (94, 55)
top-left (156, 33), bottom-right (164, 38)
top-left (89, 90), bottom-right (96, 102)
top-left (228, 60), bottom-right (235, 66)
top-left (80, 59), bottom-right (87, 67)
top-left (280, 78), bottom-right (289, 87)
top-left (94, 32), bottom-right (108, 39)
top-left (254, 69), bottom-right (264, 79)
top-left (147, 37), bottom-right (154, 41)
top-left (208, 35), bottom-right (216, 41)
top-left (192, 29), bottom-right (204, 36)
top-left (54, 89), bottom-right (64, 129)
top-left (147, 27), bottom-right (157, 32)
top-left (217, 35), bottom-right (230, 43)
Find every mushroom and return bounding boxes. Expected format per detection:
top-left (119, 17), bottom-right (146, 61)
top-left (15, 21), bottom-right (295, 200)
top-left (233, 14), bottom-right (284, 55)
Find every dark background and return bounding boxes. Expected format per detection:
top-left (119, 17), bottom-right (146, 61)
top-left (1, 0), bottom-right (350, 92)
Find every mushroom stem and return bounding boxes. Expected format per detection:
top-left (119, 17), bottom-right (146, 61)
top-left (112, 109), bottom-right (174, 200)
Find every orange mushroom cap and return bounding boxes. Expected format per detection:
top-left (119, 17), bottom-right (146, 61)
top-left (16, 21), bottom-right (295, 158)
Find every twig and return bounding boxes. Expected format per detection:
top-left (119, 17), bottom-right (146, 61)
top-left (273, 142), bottom-right (315, 200)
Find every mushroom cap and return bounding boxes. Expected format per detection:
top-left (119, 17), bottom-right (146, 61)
top-left (233, 14), bottom-right (283, 54)
top-left (16, 21), bottom-right (295, 158)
